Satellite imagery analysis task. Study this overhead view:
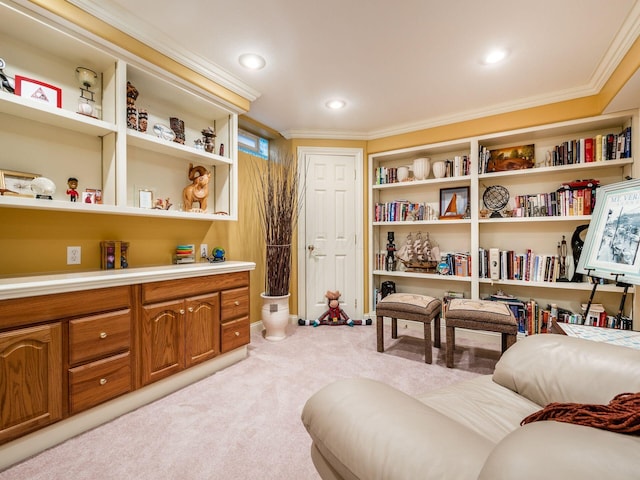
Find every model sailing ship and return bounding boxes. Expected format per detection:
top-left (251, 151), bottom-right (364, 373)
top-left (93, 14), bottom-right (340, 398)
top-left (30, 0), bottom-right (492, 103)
top-left (396, 232), bottom-right (440, 272)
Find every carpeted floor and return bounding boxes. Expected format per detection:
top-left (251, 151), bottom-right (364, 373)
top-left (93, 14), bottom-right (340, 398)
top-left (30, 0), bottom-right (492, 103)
top-left (0, 323), bottom-right (500, 479)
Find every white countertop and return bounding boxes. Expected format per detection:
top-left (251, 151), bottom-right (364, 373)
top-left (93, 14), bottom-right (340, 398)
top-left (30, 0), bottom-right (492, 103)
top-left (0, 261), bottom-right (256, 300)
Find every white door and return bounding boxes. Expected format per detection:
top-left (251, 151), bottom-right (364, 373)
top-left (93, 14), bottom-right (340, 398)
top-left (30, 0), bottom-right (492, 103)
top-left (297, 147), bottom-right (363, 321)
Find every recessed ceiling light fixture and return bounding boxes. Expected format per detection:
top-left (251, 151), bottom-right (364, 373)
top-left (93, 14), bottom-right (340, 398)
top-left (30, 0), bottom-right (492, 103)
top-left (238, 53), bottom-right (266, 70)
top-left (484, 49), bottom-right (508, 65)
top-left (325, 99), bottom-right (346, 110)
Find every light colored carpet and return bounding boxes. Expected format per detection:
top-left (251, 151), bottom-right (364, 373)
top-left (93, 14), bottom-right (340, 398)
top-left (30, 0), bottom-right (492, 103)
top-left (0, 323), bottom-right (500, 479)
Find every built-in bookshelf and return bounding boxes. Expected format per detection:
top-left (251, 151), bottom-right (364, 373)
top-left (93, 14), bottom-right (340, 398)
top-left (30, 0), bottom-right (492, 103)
top-left (369, 110), bottom-right (639, 331)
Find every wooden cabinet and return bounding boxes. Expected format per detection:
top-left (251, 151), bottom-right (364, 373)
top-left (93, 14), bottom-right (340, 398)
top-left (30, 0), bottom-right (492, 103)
top-left (0, 1), bottom-right (241, 221)
top-left (139, 271), bottom-right (249, 386)
top-left (0, 323), bottom-right (63, 444)
top-left (221, 287), bottom-right (250, 353)
top-left (140, 293), bottom-right (220, 385)
top-left (68, 309), bottom-right (133, 414)
top-left (0, 265), bottom-right (252, 453)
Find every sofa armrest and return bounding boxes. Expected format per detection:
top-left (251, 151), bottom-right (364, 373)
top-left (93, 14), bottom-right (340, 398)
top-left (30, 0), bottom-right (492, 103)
top-left (302, 378), bottom-right (494, 480)
top-left (478, 421), bottom-right (640, 480)
top-left (493, 334), bottom-right (640, 406)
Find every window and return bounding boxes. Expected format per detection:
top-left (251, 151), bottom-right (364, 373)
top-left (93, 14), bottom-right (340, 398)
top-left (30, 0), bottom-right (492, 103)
top-left (238, 129), bottom-right (269, 159)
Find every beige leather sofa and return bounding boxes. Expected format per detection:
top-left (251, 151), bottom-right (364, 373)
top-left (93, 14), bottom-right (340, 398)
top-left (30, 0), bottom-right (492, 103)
top-left (301, 334), bottom-right (640, 479)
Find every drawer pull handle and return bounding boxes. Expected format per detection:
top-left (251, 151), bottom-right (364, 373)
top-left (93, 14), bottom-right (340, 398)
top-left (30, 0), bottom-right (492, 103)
top-left (188, 307), bottom-right (194, 313)
top-left (99, 378), bottom-right (108, 386)
top-left (179, 309), bottom-right (185, 315)
top-left (99, 332), bottom-right (108, 339)
top-left (234, 331), bottom-right (240, 337)
top-left (234, 301), bottom-right (240, 306)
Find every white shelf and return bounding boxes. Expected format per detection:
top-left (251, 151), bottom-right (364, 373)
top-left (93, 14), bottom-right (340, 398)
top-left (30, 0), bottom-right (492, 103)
top-left (372, 270), bottom-right (472, 282)
top-left (477, 277), bottom-right (634, 293)
top-left (0, 195), bottom-right (233, 221)
top-left (368, 110), bottom-right (639, 320)
top-left (127, 129), bottom-right (232, 166)
top-left (479, 158), bottom-right (632, 181)
top-left (0, 90), bottom-right (117, 137)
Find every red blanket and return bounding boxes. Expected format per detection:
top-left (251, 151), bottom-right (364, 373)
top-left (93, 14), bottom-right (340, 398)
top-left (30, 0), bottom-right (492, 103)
top-left (521, 392), bottom-right (640, 435)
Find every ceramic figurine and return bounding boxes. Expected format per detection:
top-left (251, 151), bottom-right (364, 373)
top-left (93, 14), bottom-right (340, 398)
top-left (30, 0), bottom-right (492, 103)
top-left (67, 177), bottom-right (79, 202)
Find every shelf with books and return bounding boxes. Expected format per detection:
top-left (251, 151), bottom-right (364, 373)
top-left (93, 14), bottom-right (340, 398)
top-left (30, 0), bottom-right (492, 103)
top-left (477, 277), bottom-right (632, 293)
top-left (368, 110), bottom-right (639, 329)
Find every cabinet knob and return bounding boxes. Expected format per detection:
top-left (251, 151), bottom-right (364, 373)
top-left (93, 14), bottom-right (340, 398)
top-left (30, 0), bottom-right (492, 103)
top-left (179, 309), bottom-right (185, 315)
top-left (234, 331), bottom-right (240, 337)
top-left (188, 307), bottom-right (194, 313)
top-left (99, 332), bottom-right (107, 339)
top-left (99, 378), bottom-right (108, 386)
top-left (234, 301), bottom-right (240, 306)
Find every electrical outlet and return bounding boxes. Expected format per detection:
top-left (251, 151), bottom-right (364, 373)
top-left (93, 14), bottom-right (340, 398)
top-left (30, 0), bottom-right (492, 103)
top-left (200, 244), bottom-right (208, 258)
top-left (67, 246), bottom-right (81, 265)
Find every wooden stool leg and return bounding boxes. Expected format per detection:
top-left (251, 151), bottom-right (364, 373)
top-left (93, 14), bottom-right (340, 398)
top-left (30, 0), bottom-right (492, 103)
top-left (391, 318), bottom-right (398, 338)
top-left (377, 315), bottom-right (384, 352)
top-left (502, 332), bottom-right (517, 352)
top-left (446, 326), bottom-right (455, 368)
top-left (433, 314), bottom-right (441, 348)
top-left (423, 321), bottom-right (432, 364)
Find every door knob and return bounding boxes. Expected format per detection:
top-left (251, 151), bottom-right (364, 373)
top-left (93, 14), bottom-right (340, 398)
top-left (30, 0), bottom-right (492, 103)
top-left (308, 245), bottom-right (315, 252)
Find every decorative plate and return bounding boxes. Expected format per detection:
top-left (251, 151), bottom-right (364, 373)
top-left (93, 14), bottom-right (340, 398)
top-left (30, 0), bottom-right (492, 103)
top-left (153, 123), bottom-right (175, 141)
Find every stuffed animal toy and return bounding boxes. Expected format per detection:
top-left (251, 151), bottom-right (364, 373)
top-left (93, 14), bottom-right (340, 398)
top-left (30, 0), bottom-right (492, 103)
top-left (298, 290), bottom-right (371, 327)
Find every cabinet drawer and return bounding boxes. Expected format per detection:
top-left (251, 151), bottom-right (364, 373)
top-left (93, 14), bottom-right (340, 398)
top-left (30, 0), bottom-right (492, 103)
top-left (221, 316), bottom-right (250, 353)
top-left (221, 287), bottom-right (250, 321)
top-left (69, 310), bottom-right (131, 365)
top-left (142, 272), bottom-right (249, 304)
top-left (69, 352), bottom-right (131, 414)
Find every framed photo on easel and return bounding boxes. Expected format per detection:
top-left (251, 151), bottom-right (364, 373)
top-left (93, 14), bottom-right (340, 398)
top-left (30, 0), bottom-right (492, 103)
top-left (576, 178), bottom-right (640, 285)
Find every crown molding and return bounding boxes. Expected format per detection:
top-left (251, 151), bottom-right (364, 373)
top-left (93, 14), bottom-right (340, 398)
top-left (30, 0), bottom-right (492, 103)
top-left (66, 0), bottom-right (261, 103)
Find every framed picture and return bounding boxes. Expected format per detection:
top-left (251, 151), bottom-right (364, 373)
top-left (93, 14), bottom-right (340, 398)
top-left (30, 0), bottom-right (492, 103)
top-left (0, 169), bottom-right (39, 197)
top-left (576, 179), bottom-right (640, 285)
top-left (439, 186), bottom-right (469, 219)
top-left (487, 144), bottom-right (535, 172)
top-left (82, 191), bottom-right (95, 204)
top-left (85, 188), bottom-right (103, 204)
top-left (15, 75), bottom-right (62, 108)
top-left (138, 188), bottom-right (154, 209)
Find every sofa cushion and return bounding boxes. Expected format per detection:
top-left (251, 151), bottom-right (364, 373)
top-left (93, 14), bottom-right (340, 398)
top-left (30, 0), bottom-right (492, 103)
top-left (478, 421), bottom-right (640, 480)
top-left (493, 334), bottom-right (640, 406)
top-left (416, 375), bottom-right (540, 444)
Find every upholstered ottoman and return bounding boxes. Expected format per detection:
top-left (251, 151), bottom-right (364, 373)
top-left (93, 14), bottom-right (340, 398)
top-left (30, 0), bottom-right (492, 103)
top-left (376, 293), bottom-right (442, 364)
top-left (445, 298), bottom-right (517, 368)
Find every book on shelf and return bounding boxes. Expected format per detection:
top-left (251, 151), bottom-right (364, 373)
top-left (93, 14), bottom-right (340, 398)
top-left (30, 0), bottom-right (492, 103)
top-left (479, 247), bottom-right (559, 283)
top-left (479, 126), bottom-right (631, 174)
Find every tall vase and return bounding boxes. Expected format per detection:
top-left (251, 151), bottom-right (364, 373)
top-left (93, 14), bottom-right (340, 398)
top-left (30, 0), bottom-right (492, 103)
top-left (412, 157), bottom-right (431, 180)
top-left (260, 293), bottom-right (291, 341)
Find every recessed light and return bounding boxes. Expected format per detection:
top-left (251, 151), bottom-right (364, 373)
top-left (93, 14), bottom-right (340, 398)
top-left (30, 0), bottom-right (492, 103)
top-left (326, 99), bottom-right (346, 110)
top-left (484, 49), bottom-right (508, 65)
top-left (238, 53), bottom-right (266, 70)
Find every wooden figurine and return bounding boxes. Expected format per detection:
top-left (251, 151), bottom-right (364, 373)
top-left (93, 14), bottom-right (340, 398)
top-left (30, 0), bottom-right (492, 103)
top-left (183, 163), bottom-right (211, 212)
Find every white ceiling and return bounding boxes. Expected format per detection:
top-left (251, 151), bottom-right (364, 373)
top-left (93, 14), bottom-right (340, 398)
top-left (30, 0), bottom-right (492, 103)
top-left (69, 0), bottom-right (640, 140)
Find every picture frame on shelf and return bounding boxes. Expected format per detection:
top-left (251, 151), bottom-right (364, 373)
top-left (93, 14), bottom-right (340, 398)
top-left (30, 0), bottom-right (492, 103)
top-left (15, 76), bottom-right (62, 108)
top-left (576, 179), bottom-right (640, 286)
top-left (487, 144), bottom-right (535, 172)
top-left (439, 186), bottom-right (469, 219)
top-left (82, 191), bottom-right (95, 204)
top-left (138, 188), bottom-right (154, 209)
top-left (0, 169), bottom-right (39, 197)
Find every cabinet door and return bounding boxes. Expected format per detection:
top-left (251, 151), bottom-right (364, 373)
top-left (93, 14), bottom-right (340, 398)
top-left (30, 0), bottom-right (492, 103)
top-left (185, 293), bottom-right (220, 367)
top-left (0, 323), bottom-right (62, 444)
top-left (140, 300), bottom-right (184, 385)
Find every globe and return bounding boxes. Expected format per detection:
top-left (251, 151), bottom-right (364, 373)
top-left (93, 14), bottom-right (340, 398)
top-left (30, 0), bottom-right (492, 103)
top-left (483, 185), bottom-right (509, 218)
